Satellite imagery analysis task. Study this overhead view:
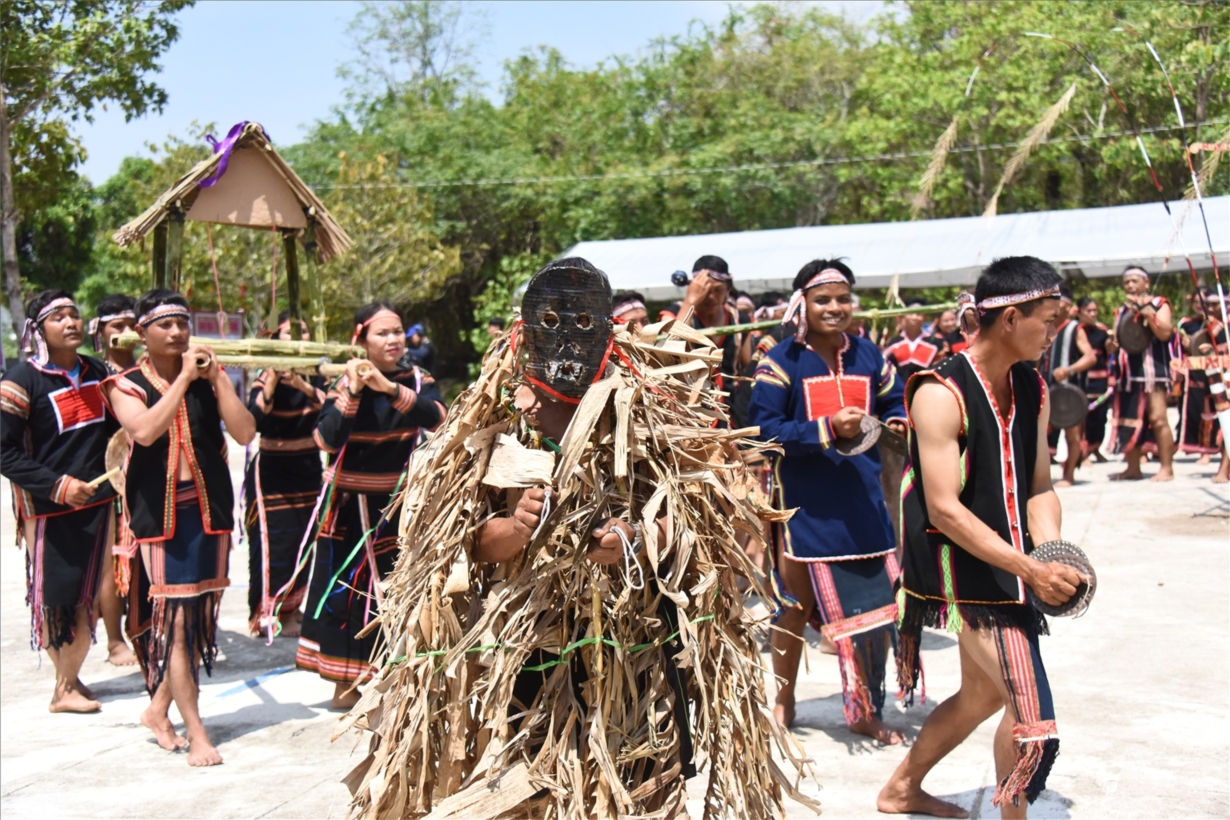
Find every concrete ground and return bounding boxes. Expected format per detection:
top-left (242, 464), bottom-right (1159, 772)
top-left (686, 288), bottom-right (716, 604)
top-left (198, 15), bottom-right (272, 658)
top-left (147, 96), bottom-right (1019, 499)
top-left (1, 442), bottom-right (1226, 819)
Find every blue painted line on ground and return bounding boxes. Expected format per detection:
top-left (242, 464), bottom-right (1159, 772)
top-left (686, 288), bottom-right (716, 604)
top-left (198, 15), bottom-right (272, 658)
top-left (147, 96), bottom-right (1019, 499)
top-left (217, 666), bottom-right (295, 698)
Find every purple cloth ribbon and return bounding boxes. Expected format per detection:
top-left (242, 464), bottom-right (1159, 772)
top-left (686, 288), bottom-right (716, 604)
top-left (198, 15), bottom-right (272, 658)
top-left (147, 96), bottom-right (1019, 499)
top-left (199, 121), bottom-right (269, 188)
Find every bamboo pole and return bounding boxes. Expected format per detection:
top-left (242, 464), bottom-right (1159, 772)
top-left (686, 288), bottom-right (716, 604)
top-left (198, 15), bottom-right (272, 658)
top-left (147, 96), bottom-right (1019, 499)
top-left (690, 302), bottom-right (957, 338)
top-left (166, 207), bottom-right (185, 291)
top-left (110, 331), bottom-right (365, 359)
top-left (283, 230), bottom-right (302, 325)
top-left (210, 354), bottom-right (353, 376)
top-left (152, 222), bottom-right (168, 289)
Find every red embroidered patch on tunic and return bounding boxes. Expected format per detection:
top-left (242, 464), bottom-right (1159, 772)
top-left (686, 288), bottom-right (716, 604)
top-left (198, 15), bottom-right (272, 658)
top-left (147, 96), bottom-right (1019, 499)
top-left (802, 374), bottom-right (871, 420)
top-left (49, 381), bottom-right (105, 433)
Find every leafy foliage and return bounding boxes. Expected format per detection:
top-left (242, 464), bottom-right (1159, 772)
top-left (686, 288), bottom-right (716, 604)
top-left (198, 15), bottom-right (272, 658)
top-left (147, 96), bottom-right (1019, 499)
top-left (26, 1), bottom-right (1230, 375)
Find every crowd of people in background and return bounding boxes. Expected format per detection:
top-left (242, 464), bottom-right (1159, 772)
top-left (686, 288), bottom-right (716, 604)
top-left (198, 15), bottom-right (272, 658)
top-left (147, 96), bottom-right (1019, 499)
top-left (0, 253), bottom-right (1223, 782)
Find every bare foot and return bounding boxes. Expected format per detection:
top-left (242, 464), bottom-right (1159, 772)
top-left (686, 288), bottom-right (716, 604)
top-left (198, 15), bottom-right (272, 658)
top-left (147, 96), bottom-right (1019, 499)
top-left (75, 678), bottom-right (96, 699)
top-left (773, 698), bottom-right (796, 728)
top-left (1054, 478), bottom-right (1074, 488)
top-left (1110, 469), bottom-right (1144, 481)
top-left (1150, 468), bottom-right (1175, 482)
top-left (140, 704), bottom-right (188, 750)
top-left (107, 640), bottom-right (137, 666)
top-left (1213, 473), bottom-right (1229, 484)
top-left (877, 777), bottom-right (969, 817)
top-left (1093, 451), bottom-right (1108, 463)
top-left (819, 633), bottom-right (838, 656)
top-left (49, 687), bottom-right (101, 713)
top-left (1197, 453), bottom-right (1211, 465)
top-left (851, 715), bottom-right (907, 745)
top-left (278, 612), bottom-right (302, 638)
top-left (186, 733), bottom-right (223, 767)
top-left (331, 684), bottom-right (362, 711)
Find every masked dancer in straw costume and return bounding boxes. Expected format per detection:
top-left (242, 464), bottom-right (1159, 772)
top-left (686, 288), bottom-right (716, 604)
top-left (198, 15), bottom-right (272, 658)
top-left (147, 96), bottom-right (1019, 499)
top-left (296, 301), bottom-right (447, 710)
top-left (89, 293), bottom-right (140, 667)
top-left (748, 260), bottom-right (910, 744)
top-left (245, 312), bottom-right (326, 640)
top-left (334, 258), bottom-right (818, 819)
top-left (1, 290), bottom-right (118, 713)
top-left (102, 289), bottom-right (256, 765)
top-left (881, 258), bottom-right (1087, 818)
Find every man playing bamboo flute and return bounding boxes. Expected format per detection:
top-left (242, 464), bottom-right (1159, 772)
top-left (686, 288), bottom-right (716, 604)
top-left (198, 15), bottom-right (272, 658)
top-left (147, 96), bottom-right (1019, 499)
top-left (245, 312), bottom-right (326, 640)
top-left (1, 290), bottom-right (117, 713)
top-left (880, 257), bottom-right (1086, 819)
top-left (296, 301), bottom-right (446, 710)
top-left (102, 289), bottom-right (256, 766)
top-left (334, 258), bottom-right (817, 820)
top-left (748, 260), bottom-right (909, 744)
top-left (1110, 266), bottom-right (1176, 482)
top-left (90, 293), bottom-right (139, 667)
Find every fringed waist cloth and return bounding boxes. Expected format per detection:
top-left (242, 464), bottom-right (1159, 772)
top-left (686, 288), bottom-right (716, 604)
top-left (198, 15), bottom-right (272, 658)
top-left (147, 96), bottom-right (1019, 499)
top-left (244, 449), bottom-right (321, 632)
top-left (775, 551), bottom-right (902, 725)
top-left (125, 480), bottom-right (230, 693)
top-left (297, 490), bottom-right (400, 684)
top-left (20, 498), bottom-right (109, 651)
top-left (1112, 377), bottom-right (1160, 454)
top-left (990, 622), bottom-right (1059, 808)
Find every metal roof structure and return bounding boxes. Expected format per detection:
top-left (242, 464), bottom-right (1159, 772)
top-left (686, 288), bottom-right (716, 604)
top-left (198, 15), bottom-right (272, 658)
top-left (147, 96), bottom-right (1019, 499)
top-left (565, 196), bottom-right (1228, 300)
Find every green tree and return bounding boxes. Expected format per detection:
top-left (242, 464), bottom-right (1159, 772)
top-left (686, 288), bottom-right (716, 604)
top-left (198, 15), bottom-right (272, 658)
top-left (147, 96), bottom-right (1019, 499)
top-left (1, 0), bottom-right (192, 339)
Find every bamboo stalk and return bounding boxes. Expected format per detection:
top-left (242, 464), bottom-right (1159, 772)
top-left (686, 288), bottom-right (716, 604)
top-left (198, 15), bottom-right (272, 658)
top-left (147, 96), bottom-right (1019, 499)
top-left (110, 331), bottom-right (365, 359)
top-left (206, 354), bottom-right (354, 375)
top-left (691, 302), bottom-right (957, 338)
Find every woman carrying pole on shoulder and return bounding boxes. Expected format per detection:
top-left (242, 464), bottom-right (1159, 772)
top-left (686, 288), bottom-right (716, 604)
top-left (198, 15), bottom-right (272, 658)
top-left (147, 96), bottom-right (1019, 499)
top-left (245, 311), bottom-right (326, 640)
top-left (296, 301), bottom-right (447, 710)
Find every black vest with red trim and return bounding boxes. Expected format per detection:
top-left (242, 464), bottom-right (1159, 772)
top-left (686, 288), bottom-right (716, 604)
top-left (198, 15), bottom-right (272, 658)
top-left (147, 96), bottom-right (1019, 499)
top-left (899, 352), bottom-right (1043, 630)
top-left (110, 360), bottom-right (234, 542)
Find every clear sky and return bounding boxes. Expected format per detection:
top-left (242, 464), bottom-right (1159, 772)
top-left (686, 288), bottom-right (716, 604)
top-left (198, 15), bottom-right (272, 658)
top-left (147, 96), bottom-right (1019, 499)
top-left (73, 0), bottom-right (878, 185)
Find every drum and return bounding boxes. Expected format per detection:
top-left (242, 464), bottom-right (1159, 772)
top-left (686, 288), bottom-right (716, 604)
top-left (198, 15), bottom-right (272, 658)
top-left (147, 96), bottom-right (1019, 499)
top-left (1115, 302), bottom-right (1153, 354)
top-left (105, 430), bottom-right (130, 495)
top-left (1049, 381), bottom-right (1088, 429)
top-left (1026, 540), bottom-right (1096, 618)
top-left (834, 413), bottom-right (881, 456)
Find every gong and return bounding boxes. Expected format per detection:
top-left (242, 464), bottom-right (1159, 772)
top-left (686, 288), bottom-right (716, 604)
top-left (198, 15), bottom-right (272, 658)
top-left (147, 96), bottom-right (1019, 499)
top-left (1115, 303), bottom-right (1153, 355)
top-left (1026, 540), bottom-right (1096, 618)
top-left (835, 413), bottom-right (881, 456)
top-left (1049, 381), bottom-right (1088, 429)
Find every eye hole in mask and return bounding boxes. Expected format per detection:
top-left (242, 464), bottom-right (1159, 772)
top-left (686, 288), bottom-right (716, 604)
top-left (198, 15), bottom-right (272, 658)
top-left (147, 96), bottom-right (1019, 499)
top-left (575, 313), bottom-right (592, 329)
top-left (542, 310), bottom-right (560, 329)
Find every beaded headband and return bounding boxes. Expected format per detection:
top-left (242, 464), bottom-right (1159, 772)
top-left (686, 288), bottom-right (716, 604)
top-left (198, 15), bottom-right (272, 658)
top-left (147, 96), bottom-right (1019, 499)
top-left (1122, 267), bottom-right (1149, 281)
top-left (976, 285), bottom-right (1062, 314)
top-left (138, 303), bottom-right (191, 327)
top-left (612, 300), bottom-right (646, 319)
top-left (782, 269), bottom-right (852, 342)
top-left (694, 268), bottom-right (733, 283)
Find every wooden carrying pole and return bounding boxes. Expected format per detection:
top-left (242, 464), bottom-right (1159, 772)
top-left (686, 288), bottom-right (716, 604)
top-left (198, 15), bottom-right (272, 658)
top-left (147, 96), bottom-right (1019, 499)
top-left (166, 207), bottom-right (185, 290)
top-left (110, 331), bottom-right (365, 359)
top-left (282, 229), bottom-right (302, 325)
top-left (302, 210), bottom-right (327, 343)
top-left (151, 222), bottom-right (168, 289)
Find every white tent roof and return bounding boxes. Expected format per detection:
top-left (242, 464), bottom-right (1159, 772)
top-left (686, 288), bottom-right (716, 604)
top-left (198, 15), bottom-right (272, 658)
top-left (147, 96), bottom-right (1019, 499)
top-left (565, 196), bottom-right (1229, 300)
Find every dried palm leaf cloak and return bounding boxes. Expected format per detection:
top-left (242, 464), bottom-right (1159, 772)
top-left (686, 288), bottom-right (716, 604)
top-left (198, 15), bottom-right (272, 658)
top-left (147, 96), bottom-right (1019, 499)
top-left (335, 317), bottom-right (820, 819)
